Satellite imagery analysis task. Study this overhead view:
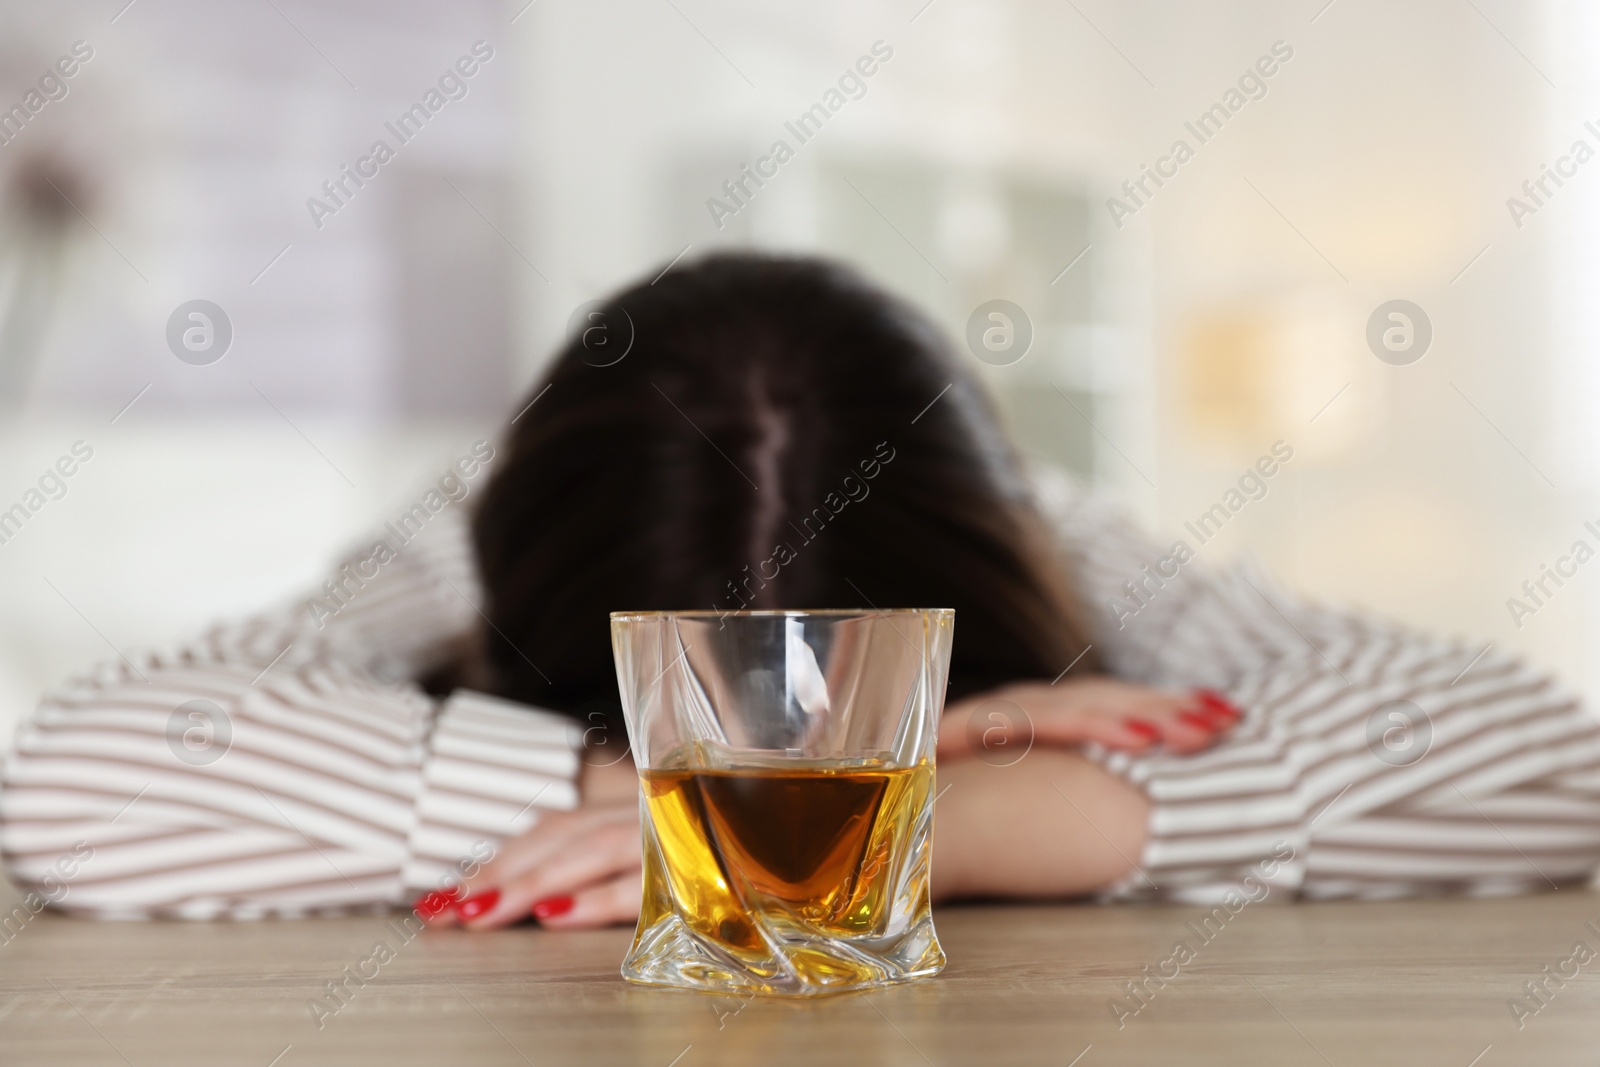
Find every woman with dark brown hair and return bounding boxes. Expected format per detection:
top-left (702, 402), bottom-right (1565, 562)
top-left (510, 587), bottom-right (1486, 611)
top-left (5, 254), bottom-right (1599, 927)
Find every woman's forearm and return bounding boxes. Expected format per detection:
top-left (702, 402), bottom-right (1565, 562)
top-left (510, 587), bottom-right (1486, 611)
top-left (931, 747), bottom-right (1149, 901)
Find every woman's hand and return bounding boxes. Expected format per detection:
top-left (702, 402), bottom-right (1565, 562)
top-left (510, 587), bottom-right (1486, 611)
top-left (938, 678), bottom-right (1239, 761)
top-left (416, 757), bottom-right (643, 930)
top-left (930, 679), bottom-right (1239, 899)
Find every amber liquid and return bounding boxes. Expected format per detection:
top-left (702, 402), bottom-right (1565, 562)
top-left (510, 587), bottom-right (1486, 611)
top-left (638, 762), bottom-right (933, 966)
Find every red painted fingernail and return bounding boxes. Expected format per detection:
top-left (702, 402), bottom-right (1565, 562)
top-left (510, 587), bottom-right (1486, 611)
top-left (1179, 710), bottom-right (1218, 731)
top-left (1197, 690), bottom-right (1242, 719)
top-left (457, 889), bottom-right (501, 920)
top-left (531, 894), bottom-right (575, 922)
top-left (412, 887), bottom-right (462, 918)
top-left (1125, 719), bottom-right (1161, 740)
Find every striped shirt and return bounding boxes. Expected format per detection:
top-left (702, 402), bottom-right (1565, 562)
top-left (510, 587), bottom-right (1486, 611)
top-left (0, 508), bottom-right (580, 919)
top-left (1032, 468), bottom-right (1600, 902)
top-left (3, 469), bottom-right (1598, 917)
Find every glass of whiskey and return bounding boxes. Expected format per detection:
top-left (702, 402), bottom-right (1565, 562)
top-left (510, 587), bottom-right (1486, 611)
top-left (610, 609), bottom-right (953, 996)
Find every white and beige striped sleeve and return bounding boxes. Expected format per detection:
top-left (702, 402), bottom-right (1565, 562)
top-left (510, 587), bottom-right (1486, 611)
top-left (1033, 465), bottom-right (1600, 901)
top-left (0, 507), bottom-right (582, 920)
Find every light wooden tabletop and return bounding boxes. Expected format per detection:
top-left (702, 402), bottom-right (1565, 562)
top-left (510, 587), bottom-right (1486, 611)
top-left (4, 884), bottom-right (1599, 1066)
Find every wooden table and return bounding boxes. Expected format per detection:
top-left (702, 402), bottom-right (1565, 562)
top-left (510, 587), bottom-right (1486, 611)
top-left (4, 883), bottom-right (1599, 1066)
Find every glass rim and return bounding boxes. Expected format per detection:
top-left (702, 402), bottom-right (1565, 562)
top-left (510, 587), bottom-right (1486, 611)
top-left (609, 608), bottom-right (954, 621)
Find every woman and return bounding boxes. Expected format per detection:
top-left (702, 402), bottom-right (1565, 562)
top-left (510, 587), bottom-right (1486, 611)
top-left (4, 254), bottom-right (1599, 929)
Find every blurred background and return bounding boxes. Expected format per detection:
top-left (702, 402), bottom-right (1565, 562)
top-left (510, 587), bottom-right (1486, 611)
top-left (0, 0), bottom-right (1596, 737)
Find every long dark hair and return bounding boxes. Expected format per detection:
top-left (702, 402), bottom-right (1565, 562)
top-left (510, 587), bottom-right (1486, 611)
top-left (462, 254), bottom-right (1097, 719)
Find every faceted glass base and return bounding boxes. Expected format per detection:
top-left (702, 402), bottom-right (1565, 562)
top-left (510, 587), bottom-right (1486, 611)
top-left (621, 906), bottom-right (945, 997)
